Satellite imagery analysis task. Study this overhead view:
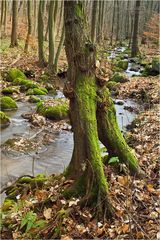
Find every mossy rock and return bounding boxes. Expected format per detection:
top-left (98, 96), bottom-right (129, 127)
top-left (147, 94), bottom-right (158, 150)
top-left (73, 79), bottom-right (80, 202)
top-left (13, 78), bottom-right (39, 89)
top-left (2, 198), bottom-right (15, 212)
top-left (7, 68), bottom-right (26, 82)
top-left (26, 88), bottom-right (47, 95)
top-left (116, 60), bottom-right (128, 70)
top-left (17, 176), bottom-right (33, 184)
top-left (152, 57), bottom-right (160, 73)
top-left (37, 100), bottom-right (69, 120)
top-left (0, 96), bottom-right (18, 110)
top-left (109, 73), bottom-right (128, 83)
top-left (2, 86), bottom-right (19, 95)
top-left (28, 96), bottom-right (41, 103)
top-left (106, 81), bottom-right (120, 91)
top-left (0, 111), bottom-right (10, 128)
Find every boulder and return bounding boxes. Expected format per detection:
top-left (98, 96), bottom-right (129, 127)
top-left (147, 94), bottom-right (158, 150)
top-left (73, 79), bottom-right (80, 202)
top-left (109, 72), bottom-right (129, 83)
top-left (2, 86), bottom-right (19, 95)
top-left (7, 68), bottom-right (26, 82)
top-left (0, 96), bottom-right (18, 110)
top-left (0, 111), bottom-right (10, 128)
top-left (26, 88), bottom-right (47, 95)
top-left (37, 100), bottom-right (69, 120)
top-left (152, 57), bottom-right (160, 73)
top-left (116, 60), bottom-right (128, 70)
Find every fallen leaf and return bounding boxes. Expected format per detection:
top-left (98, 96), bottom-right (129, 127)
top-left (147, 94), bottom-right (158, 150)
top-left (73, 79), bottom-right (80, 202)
top-left (43, 208), bottom-right (52, 220)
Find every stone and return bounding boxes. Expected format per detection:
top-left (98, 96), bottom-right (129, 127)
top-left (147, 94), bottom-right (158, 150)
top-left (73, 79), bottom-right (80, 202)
top-left (0, 96), bottom-right (18, 110)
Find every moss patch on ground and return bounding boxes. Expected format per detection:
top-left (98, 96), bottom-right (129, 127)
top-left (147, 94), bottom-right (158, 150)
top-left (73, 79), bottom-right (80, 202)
top-left (109, 72), bottom-right (128, 83)
top-left (26, 88), bottom-right (48, 95)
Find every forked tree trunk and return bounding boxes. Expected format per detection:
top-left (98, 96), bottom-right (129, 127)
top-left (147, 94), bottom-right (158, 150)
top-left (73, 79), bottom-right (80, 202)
top-left (10, 0), bottom-right (18, 47)
top-left (131, 0), bottom-right (141, 57)
top-left (64, 1), bottom-right (113, 218)
top-left (24, 0), bottom-right (32, 52)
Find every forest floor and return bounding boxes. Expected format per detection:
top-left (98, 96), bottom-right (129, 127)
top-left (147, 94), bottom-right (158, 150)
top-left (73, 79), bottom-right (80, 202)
top-left (1, 41), bottom-right (160, 239)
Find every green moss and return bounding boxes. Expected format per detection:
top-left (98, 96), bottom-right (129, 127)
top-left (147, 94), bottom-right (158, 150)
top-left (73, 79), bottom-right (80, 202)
top-left (2, 86), bottom-right (19, 95)
top-left (26, 88), bottom-right (47, 95)
top-left (7, 68), bottom-right (26, 82)
top-left (0, 96), bottom-right (18, 110)
top-left (2, 199), bottom-right (15, 212)
top-left (152, 57), bottom-right (160, 73)
top-left (13, 78), bottom-right (39, 89)
top-left (0, 111), bottom-right (10, 127)
top-left (116, 60), bottom-right (128, 70)
top-left (109, 73), bottom-right (128, 83)
top-left (106, 81), bottom-right (120, 91)
top-left (28, 96), bottom-right (41, 103)
top-left (37, 100), bottom-right (69, 120)
top-left (17, 176), bottom-right (33, 184)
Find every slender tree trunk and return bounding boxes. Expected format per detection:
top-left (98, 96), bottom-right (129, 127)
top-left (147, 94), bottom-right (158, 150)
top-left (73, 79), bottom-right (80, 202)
top-left (110, 0), bottom-right (115, 45)
top-left (1, 0), bottom-right (4, 27)
top-left (91, 0), bottom-right (98, 43)
top-left (115, 0), bottom-right (120, 42)
top-left (131, 0), bottom-right (141, 57)
top-left (53, 25), bottom-right (65, 73)
top-left (24, 0), bottom-right (32, 52)
top-left (48, 0), bottom-right (55, 70)
top-left (38, 0), bottom-right (46, 66)
top-left (57, 0), bottom-right (64, 37)
top-left (64, 1), bottom-right (114, 218)
top-left (10, 0), bottom-right (18, 47)
top-left (125, 0), bottom-right (130, 40)
top-left (3, 0), bottom-right (7, 33)
top-left (33, 0), bottom-right (37, 37)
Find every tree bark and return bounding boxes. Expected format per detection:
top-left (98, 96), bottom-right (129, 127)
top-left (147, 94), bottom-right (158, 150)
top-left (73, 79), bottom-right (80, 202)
top-left (24, 0), bottom-right (32, 52)
top-left (91, 0), bottom-right (98, 43)
top-left (53, 25), bottom-right (65, 73)
top-left (48, 0), bottom-right (55, 69)
top-left (64, 1), bottom-right (113, 218)
top-left (110, 0), bottom-right (115, 45)
top-left (96, 86), bottom-right (142, 176)
top-left (38, 0), bottom-right (46, 66)
top-left (10, 0), bottom-right (18, 47)
top-left (131, 0), bottom-right (141, 57)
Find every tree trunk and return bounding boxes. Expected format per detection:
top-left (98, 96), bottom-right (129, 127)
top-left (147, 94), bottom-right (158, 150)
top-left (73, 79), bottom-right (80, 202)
top-left (38, 0), bottom-right (46, 66)
top-left (91, 0), bottom-right (98, 43)
top-left (115, 0), bottom-right (120, 42)
top-left (3, 0), bottom-right (7, 34)
top-left (131, 0), bottom-right (141, 57)
top-left (48, 0), bottom-right (55, 70)
top-left (96, 86), bottom-right (143, 176)
top-left (0, 0), bottom-right (4, 27)
top-left (110, 0), bottom-right (115, 45)
top-left (53, 25), bottom-right (65, 73)
top-left (10, 0), bottom-right (18, 47)
top-left (24, 0), bottom-right (32, 52)
top-left (33, 0), bottom-right (37, 37)
top-left (64, 1), bottom-right (113, 218)
top-left (57, 0), bottom-right (64, 37)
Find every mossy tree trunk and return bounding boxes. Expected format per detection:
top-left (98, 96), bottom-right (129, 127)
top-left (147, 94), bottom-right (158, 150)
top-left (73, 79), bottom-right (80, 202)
top-left (64, 1), bottom-right (113, 218)
top-left (24, 0), bottom-right (32, 53)
top-left (10, 0), bottom-right (18, 47)
top-left (96, 86), bottom-right (143, 176)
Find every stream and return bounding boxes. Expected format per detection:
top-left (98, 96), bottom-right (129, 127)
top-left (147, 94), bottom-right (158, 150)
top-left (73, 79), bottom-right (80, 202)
top-left (0, 46), bottom-right (143, 202)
